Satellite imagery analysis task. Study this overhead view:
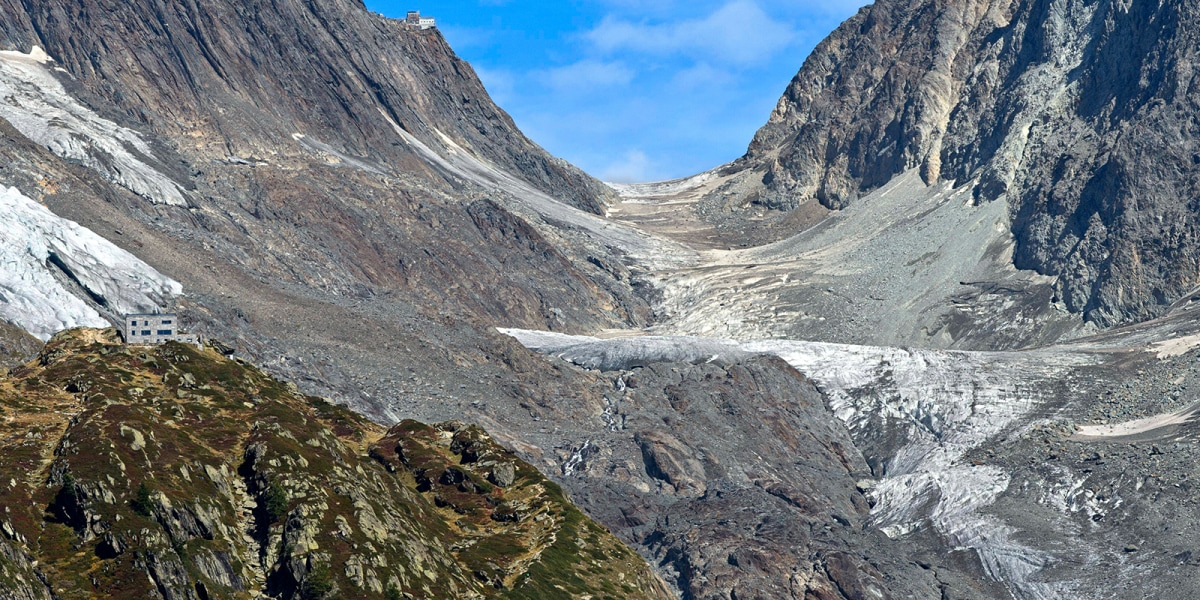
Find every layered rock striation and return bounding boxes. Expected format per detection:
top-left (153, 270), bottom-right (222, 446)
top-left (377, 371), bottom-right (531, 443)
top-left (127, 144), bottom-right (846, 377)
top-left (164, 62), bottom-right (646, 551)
top-left (0, 0), bottom-right (654, 421)
top-left (0, 0), bottom-right (610, 213)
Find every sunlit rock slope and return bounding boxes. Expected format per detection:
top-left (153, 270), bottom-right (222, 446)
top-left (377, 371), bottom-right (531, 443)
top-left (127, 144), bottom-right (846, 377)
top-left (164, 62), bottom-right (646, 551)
top-left (713, 0), bottom-right (1200, 330)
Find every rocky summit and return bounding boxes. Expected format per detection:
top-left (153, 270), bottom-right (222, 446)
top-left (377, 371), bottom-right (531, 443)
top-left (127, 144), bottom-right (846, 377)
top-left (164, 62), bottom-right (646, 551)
top-left (714, 0), bottom-right (1200, 331)
top-left (4, 0), bottom-right (1200, 599)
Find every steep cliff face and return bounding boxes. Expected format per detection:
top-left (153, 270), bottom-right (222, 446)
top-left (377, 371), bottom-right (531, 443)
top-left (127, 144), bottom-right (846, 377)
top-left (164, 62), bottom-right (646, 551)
top-left (0, 329), bottom-right (672, 600)
top-left (0, 321), bottom-right (39, 369)
top-left (725, 0), bottom-right (1200, 327)
top-left (0, 0), bottom-right (611, 213)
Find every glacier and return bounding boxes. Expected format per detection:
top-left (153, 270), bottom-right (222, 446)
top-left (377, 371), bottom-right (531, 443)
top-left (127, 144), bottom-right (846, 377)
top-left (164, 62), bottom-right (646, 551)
top-left (0, 186), bottom-right (182, 340)
top-left (500, 327), bottom-right (1102, 599)
top-left (0, 47), bottom-right (189, 206)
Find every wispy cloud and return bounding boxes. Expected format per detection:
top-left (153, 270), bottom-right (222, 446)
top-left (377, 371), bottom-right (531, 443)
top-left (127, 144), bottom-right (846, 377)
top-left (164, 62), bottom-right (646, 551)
top-left (373, 0), bottom-right (871, 181)
top-left (437, 25), bottom-right (497, 50)
top-left (669, 61), bottom-right (734, 91)
top-left (585, 0), bottom-right (796, 66)
top-left (471, 65), bottom-right (516, 105)
top-left (536, 59), bottom-right (633, 93)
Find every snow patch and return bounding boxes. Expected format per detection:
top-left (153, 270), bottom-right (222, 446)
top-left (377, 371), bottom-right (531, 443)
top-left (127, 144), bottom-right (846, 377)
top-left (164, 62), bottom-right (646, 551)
top-left (381, 111), bottom-right (696, 270)
top-left (0, 47), bottom-right (188, 206)
top-left (0, 45), bottom-right (52, 65)
top-left (1072, 404), bottom-right (1199, 440)
top-left (0, 186), bottom-right (181, 340)
top-left (605, 168), bottom-right (723, 201)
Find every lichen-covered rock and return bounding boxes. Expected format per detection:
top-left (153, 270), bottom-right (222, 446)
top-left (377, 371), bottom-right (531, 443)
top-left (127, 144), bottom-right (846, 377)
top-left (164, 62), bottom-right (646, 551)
top-left (0, 328), bottom-right (672, 600)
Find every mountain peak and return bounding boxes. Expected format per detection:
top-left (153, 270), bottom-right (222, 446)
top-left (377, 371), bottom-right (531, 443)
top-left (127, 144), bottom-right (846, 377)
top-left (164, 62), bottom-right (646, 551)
top-left (720, 0), bottom-right (1200, 327)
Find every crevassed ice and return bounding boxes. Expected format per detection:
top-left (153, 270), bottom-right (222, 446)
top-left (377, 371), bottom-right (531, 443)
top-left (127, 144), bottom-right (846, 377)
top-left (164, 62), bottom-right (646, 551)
top-left (0, 47), bottom-right (188, 206)
top-left (499, 328), bottom-right (1098, 599)
top-left (0, 186), bottom-right (182, 340)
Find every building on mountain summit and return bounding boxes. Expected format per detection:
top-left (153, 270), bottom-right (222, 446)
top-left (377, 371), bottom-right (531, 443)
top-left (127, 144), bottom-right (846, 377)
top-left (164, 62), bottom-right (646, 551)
top-left (123, 314), bottom-right (201, 347)
top-left (406, 11), bottom-right (436, 29)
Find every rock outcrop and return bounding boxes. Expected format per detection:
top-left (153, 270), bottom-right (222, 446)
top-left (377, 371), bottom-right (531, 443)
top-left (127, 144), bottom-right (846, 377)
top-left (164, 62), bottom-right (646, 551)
top-left (0, 321), bottom-right (40, 369)
top-left (720, 0), bottom-right (1200, 328)
top-left (0, 328), bottom-right (672, 599)
top-left (0, 0), bottom-right (611, 214)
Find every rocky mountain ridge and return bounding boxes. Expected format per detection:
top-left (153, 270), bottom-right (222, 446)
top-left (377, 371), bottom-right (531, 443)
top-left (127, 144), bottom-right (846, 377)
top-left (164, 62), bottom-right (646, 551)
top-left (0, 328), bottom-right (671, 599)
top-left (0, 0), bottom-right (656, 419)
top-left (4, 0), bottom-right (1200, 598)
top-left (712, 0), bottom-right (1200, 330)
top-left (0, 0), bottom-right (612, 214)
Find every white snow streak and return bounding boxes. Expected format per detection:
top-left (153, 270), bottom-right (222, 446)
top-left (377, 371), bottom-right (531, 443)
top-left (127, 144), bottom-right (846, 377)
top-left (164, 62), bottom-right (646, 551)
top-left (0, 47), bottom-right (188, 206)
top-left (379, 110), bottom-right (697, 270)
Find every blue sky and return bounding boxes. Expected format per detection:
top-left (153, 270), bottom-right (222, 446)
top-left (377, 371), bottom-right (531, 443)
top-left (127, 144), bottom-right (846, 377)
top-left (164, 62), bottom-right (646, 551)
top-left (364, 1), bottom-right (871, 182)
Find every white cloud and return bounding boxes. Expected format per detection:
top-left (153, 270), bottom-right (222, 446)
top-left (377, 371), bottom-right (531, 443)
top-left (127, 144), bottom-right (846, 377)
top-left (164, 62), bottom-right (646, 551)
top-left (585, 0), bottom-right (796, 66)
top-left (600, 149), bottom-right (655, 183)
top-left (536, 59), bottom-right (633, 93)
top-left (670, 61), bottom-right (734, 91)
top-left (437, 25), bottom-right (496, 50)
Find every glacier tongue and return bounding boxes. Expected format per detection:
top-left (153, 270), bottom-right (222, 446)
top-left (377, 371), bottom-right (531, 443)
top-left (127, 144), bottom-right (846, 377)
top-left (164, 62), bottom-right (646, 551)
top-left (0, 186), bottom-right (182, 340)
top-left (0, 47), bottom-right (189, 206)
top-left (500, 328), bottom-right (1099, 599)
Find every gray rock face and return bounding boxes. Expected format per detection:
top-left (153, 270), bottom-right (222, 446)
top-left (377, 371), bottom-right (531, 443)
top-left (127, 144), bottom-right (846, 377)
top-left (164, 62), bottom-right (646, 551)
top-left (0, 0), bottom-right (611, 215)
top-left (0, 537), bottom-right (53, 600)
top-left (474, 353), bottom-right (1004, 600)
top-left (10, 0), bottom-right (1200, 598)
top-left (0, 320), bottom-right (40, 369)
top-left (724, 0), bottom-right (1200, 327)
top-left (0, 0), bottom-right (653, 424)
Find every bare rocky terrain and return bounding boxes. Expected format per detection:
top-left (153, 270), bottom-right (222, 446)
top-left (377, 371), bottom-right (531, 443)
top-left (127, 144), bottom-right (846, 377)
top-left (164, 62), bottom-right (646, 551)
top-left (712, 0), bottom-right (1200, 331)
top-left (503, 299), bottom-right (1200, 599)
top-left (4, 0), bottom-right (1200, 599)
top-left (0, 329), bottom-right (671, 599)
